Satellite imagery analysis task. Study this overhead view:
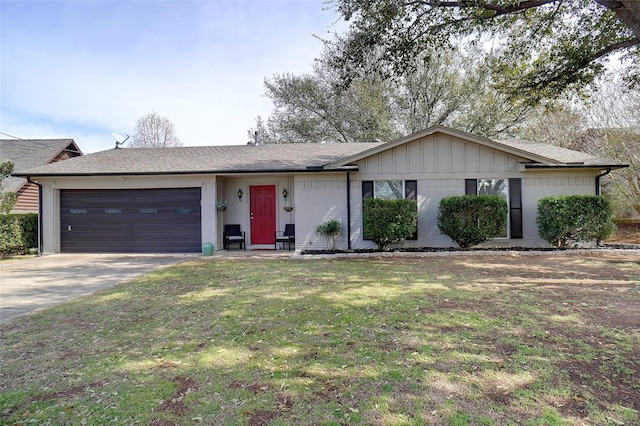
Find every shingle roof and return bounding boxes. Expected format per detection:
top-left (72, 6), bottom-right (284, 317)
top-left (1, 139), bottom-right (81, 191)
top-left (495, 138), bottom-right (628, 168)
top-left (14, 143), bottom-right (383, 176)
top-left (12, 126), bottom-right (628, 178)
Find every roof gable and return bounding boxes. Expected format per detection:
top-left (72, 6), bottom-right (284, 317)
top-left (1, 139), bottom-right (82, 191)
top-left (1, 139), bottom-right (82, 169)
top-left (325, 126), bottom-right (627, 170)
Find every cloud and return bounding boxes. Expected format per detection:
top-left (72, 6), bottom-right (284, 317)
top-left (0, 0), bottom-right (343, 152)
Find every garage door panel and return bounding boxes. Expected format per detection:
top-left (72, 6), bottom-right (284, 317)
top-left (61, 188), bottom-right (202, 253)
top-left (62, 243), bottom-right (197, 253)
top-left (59, 230), bottom-right (203, 240)
top-left (62, 221), bottom-right (201, 233)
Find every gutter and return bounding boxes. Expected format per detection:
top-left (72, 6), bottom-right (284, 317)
top-left (522, 163), bottom-right (628, 170)
top-left (13, 167), bottom-right (360, 179)
top-left (26, 177), bottom-right (43, 256)
top-left (595, 168), bottom-right (612, 196)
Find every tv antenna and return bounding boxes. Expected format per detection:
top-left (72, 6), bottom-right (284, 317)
top-left (111, 132), bottom-right (129, 149)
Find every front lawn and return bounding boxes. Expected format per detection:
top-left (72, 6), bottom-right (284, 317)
top-left (1, 253), bottom-right (639, 425)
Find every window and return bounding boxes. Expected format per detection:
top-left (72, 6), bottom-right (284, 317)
top-left (477, 179), bottom-right (508, 238)
top-left (104, 208), bottom-right (122, 214)
top-left (478, 179), bottom-right (508, 198)
top-left (69, 209), bottom-right (87, 214)
top-left (465, 178), bottom-right (523, 239)
top-left (139, 208), bottom-right (157, 214)
top-left (374, 180), bottom-right (404, 200)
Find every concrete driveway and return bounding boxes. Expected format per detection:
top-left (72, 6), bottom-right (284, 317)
top-left (0, 253), bottom-right (198, 323)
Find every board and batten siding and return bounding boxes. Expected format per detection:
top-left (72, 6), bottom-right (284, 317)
top-left (359, 133), bottom-right (523, 177)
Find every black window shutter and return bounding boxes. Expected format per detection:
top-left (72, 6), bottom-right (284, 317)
top-left (405, 180), bottom-right (418, 240)
top-left (465, 179), bottom-right (477, 195)
top-left (405, 180), bottom-right (417, 200)
top-left (362, 181), bottom-right (374, 199)
top-left (509, 178), bottom-right (523, 239)
top-left (362, 181), bottom-right (373, 240)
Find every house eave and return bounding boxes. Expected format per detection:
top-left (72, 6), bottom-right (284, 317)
top-left (520, 163), bottom-right (629, 171)
top-left (13, 166), bottom-right (358, 179)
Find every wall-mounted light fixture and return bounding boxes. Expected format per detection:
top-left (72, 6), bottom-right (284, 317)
top-left (237, 189), bottom-right (243, 200)
top-left (282, 188), bottom-right (288, 199)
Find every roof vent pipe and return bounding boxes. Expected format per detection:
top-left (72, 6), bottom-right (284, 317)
top-left (254, 131), bottom-right (259, 146)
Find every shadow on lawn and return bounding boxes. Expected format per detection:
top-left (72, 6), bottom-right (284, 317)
top-left (1, 255), bottom-right (638, 425)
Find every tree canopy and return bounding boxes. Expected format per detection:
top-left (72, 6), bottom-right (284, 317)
top-left (252, 45), bottom-right (532, 143)
top-left (329, 0), bottom-right (640, 104)
top-left (516, 76), bottom-right (640, 217)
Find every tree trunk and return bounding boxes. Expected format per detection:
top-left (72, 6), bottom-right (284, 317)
top-left (596, 0), bottom-right (640, 42)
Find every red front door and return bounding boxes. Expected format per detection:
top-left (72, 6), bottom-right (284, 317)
top-left (250, 185), bottom-right (276, 245)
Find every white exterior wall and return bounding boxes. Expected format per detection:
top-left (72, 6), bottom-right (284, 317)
top-left (35, 175), bottom-right (218, 253)
top-left (40, 179), bottom-right (58, 253)
top-left (201, 181), bottom-right (217, 249)
top-left (36, 173), bottom-right (298, 253)
top-left (349, 179), bottom-right (469, 249)
top-left (345, 133), bottom-right (601, 249)
top-left (32, 131), bottom-right (608, 253)
top-left (519, 174), bottom-right (595, 245)
top-left (294, 173), bottom-right (349, 251)
top-left (221, 175), bottom-right (294, 249)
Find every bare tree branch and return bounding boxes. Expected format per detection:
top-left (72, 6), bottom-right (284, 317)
top-left (131, 112), bottom-right (182, 148)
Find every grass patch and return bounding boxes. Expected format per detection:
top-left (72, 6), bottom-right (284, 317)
top-left (1, 254), bottom-right (639, 425)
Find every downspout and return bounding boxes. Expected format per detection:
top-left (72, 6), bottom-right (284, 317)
top-left (346, 171), bottom-right (351, 251)
top-left (595, 168), bottom-right (612, 247)
top-left (595, 168), bottom-right (612, 196)
top-left (27, 177), bottom-right (43, 256)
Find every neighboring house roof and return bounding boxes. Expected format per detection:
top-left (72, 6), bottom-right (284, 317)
top-left (1, 139), bottom-right (82, 191)
top-left (13, 126), bottom-right (627, 178)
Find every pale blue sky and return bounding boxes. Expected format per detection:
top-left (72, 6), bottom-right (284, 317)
top-left (0, 0), bottom-right (343, 152)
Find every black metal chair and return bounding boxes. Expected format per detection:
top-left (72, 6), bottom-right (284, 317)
top-left (223, 224), bottom-right (246, 251)
top-left (274, 224), bottom-right (295, 251)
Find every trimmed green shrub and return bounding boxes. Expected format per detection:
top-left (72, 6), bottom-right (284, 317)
top-left (316, 219), bottom-right (341, 251)
top-left (437, 195), bottom-right (508, 248)
top-left (0, 216), bottom-right (22, 254)
top-left (0, 213), bottom-right (38, 254)
top-left (363, 198), bottom-right (418, 251)
top-left (21, 213), bottom-right (38, 249)
top-left (536, 195), bottom-right (616, 248)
